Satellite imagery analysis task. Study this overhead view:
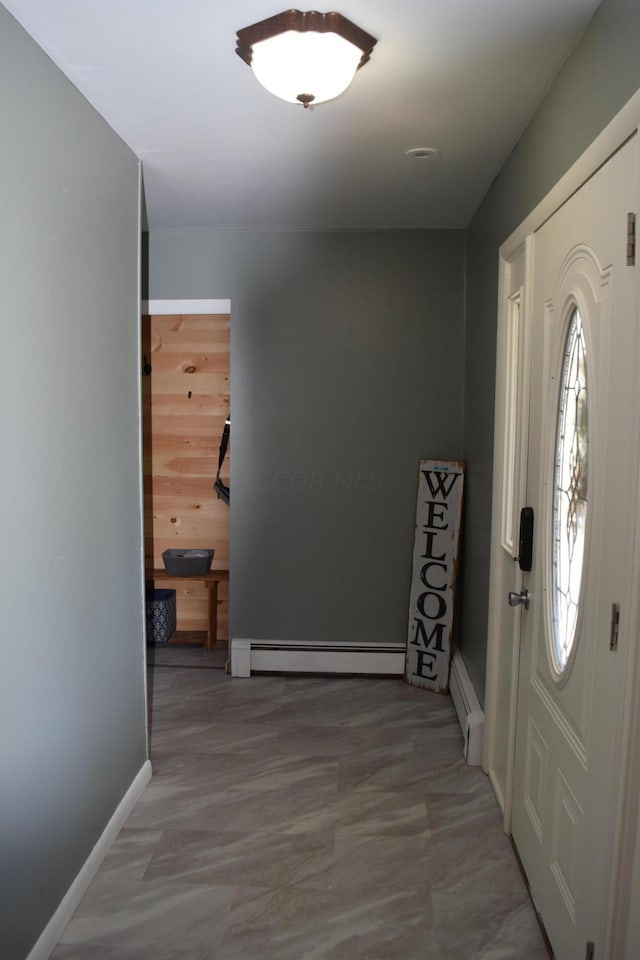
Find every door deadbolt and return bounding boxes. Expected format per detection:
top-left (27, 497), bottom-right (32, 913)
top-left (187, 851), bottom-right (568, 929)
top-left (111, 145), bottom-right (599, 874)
top-left (517, 507), bottom-right (534, 571)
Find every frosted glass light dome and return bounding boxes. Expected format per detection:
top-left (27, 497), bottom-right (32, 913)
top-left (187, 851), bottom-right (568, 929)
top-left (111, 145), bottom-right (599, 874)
top-left (236, 11), bottom-right (377, 108)
top-left (251, 30), bottom-right (363, 105)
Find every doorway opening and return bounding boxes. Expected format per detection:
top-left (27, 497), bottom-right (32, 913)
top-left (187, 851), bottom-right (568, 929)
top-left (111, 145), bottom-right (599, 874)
top-left (142, 299), bottom-right (231, 672)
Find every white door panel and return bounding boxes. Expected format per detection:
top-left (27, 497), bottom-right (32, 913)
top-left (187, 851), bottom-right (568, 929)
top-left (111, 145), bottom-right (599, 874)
top-left (512, 137), bottom-right (639, 959)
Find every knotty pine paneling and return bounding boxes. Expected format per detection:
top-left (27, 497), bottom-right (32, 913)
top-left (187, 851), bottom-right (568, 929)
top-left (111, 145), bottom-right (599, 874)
top-left (143, 314), bottom-right (230, 640)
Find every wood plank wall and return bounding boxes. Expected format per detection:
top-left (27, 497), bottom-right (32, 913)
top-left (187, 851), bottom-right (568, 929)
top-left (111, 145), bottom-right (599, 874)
top-left (143, 314), bottom-right (230, 641)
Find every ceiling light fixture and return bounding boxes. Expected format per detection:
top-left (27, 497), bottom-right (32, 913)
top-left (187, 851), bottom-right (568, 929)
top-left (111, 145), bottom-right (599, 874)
top-left (236, 10), bottom-right (377, 108)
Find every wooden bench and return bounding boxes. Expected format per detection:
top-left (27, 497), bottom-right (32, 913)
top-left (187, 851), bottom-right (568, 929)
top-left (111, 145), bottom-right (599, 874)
top-left (150, 568), bottom-right (229, 650)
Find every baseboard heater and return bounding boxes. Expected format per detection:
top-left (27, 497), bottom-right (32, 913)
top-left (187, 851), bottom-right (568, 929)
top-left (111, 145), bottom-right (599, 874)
top-left (229, 637), bottom-right (406, 678)
top-left (448, 648), bottom-right (484, 765)
top-left (229, 638), bottom-right (483, 764)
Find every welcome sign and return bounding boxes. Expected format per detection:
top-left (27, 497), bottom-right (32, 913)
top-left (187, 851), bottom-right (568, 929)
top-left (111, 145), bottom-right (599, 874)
top-left (405, 460), bottom-right (465, 693)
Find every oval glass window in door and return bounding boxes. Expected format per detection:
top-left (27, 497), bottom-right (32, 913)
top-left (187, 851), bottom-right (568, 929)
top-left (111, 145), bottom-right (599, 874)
top-left (551, 306), bottom-right (588, 675)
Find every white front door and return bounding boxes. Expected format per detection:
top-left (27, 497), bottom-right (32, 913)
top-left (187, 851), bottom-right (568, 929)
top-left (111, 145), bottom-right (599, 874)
top-left (511, 136), bottom-right (639, 958)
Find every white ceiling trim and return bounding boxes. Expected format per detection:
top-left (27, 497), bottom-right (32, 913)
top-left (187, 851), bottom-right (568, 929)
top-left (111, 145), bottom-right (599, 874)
top-left (143, 299), bottom-right (231, 314)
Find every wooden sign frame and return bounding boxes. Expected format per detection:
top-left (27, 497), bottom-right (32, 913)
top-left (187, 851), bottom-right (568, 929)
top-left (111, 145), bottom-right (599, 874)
top-left (405, 459), bottom-right (465, 693)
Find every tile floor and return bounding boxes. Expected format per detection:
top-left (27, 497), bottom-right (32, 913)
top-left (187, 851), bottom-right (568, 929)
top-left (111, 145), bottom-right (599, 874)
top-left (51, 647), bottom-right (549, 959)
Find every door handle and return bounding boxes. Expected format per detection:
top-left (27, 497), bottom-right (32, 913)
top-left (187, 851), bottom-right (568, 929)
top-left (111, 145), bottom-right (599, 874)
top-left (508, 588), bottom-right (530, 610)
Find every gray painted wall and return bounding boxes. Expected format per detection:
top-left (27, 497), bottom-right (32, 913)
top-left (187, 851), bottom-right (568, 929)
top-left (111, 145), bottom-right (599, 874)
top-left (460, 0), bottom-right (640, 703)
top-left (0, 7), bottom-right (146, 959)
top-left (148, 229), bottom-right (465, 646)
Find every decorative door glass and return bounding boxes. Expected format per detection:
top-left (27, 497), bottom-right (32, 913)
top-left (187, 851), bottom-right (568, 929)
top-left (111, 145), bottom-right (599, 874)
top-left (551, 306), bottom-right (588, 674)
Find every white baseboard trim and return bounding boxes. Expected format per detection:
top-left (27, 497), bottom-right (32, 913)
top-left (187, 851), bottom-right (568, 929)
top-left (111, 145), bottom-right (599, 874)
top-left (487, 766), bottom-right (507, 820)
top-left (449, 649), bottom-right (484, 765)
top-left (230, 637), bottom-right (406, 678)
top-left (26, 759), bottom-right (152, 960)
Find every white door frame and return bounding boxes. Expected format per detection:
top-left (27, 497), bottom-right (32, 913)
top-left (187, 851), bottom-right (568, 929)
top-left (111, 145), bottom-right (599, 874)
top-left (484, 88), bottom-right (640, 957)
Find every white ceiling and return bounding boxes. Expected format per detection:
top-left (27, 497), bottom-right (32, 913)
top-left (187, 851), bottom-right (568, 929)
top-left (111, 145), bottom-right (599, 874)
top-left (4, 0), bottom-right (601, 230)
